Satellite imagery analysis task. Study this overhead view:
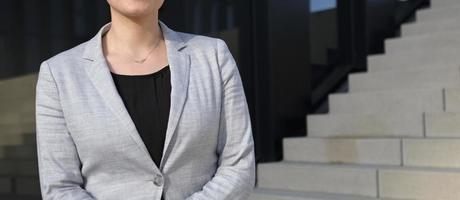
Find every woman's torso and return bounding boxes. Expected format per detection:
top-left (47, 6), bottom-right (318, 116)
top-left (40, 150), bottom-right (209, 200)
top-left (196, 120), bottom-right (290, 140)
top-left (41, 22), bottom-right (229, 199)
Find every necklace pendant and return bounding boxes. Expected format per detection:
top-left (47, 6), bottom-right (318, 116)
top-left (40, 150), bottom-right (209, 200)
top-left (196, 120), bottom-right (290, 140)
top-left (134, 59), bottom-right (146, 64)
top-left (131, 39), bottom-right (162, 64)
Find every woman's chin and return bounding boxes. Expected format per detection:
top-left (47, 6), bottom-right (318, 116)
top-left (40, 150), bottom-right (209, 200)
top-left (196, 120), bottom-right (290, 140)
top-left (122, 10), bottom-right (154, 18)
top-left (121, 6), bottom-right (155, 17)
top-left (108, 0), bottom-right (160, 18)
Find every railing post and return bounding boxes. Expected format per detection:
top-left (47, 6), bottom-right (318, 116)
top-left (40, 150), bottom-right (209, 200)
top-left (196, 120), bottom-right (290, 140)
top-left (337, 0), bottom-right (367, 71)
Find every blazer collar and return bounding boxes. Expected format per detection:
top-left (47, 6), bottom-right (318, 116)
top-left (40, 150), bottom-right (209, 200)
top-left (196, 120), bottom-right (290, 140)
top-left (82, 20), bottom-right (187, 60)
top-left (81, 20), bottom-right (191, 174)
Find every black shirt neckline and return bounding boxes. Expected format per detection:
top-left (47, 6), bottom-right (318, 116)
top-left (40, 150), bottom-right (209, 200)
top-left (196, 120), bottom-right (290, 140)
top-left (110, 65), bottom-right (170, 78)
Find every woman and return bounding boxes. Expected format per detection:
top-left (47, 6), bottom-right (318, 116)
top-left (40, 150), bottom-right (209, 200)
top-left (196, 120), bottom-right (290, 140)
top-left (35, 0), bottom-right (256, 199)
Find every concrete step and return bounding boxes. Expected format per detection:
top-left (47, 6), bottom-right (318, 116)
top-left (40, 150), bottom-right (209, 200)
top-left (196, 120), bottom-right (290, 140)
top-left (307, 112), bottom-right (423, 138)
top-left (258, 161), bottom-right (460, 200)
top-left (283, 137), bottom-right (460, 168)
top-left (0, 175), bottom-right (40, 196)
top-left (0, 74), bottom-right (36, 114)
top-left (367, 48), bottom-right (460, 73)
top-left (0, 134), bottom-right (24, 147)
top-left (0, 105), bottom-right (34, 124)
top-left (283, 138), bottom-right (401, 165)
top-left (257, 161), bottom-right (378, 197)
top-left (21, 133), bottom-right (36, 145)
top-left (249, 188), bottom-right (397, 200)
top-left (401, 17), bottom-right (460, 36)
top-left (379, 168), bottom-right (460, 200)
top-left (416, 4), bottom-right (460, 23)
top-left (0, 144), bottom-right (37, 160)
top-left (429, 0), bottom-right (460, 9)
top-left (0, 73), bottom-right (37, 90)
top-left (0, 121), bottom-right (35, 135)
top-left (445, 88), bottom-right (460, 112)
top-left (0, 177), bottom-right (11, 194)
top-left (14, 176), bottom-right (40, 195)
top-left (367, 59), bottom-right (459, 73)
top-left (329, 88), bottom-right (443, 114)
top-left (0, 159), bottom-right (38, 176)
top-left (0, 91), bottom-right (35, 101)
top-left (0, 194), bottom-right (42, 200)
top-left (425, 112), bottom-right (460, 137)
top-left (384, 30), bottom-right (460, 54)
top-left (403, 139), bottom-right (460, 168)
top-left (0, 133), bottom-right (36, 149)
top-left (0, 73), bottom-right (36, 96)
top-left (349, 66), bottom-right (460, 92)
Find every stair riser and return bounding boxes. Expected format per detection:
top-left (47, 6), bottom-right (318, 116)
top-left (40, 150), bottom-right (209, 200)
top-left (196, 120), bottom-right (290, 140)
top-left (329, 89), bottom-right (443, 114)
top-left (257, 162), bottom-right (460, 200)
top-left (0, 135), bottom-right (23, 146)
top-left (0, 113), bottom-right (35, 126)
top-left (430, 0), bottom-right (460, 8)
top-left (368, 61), bottom-right (460, 73)
top-left (384, 32), bottom-right (460, 54)
top-left (0, 123), bottom-right (35, 136)
top-left (249, 193), bottom-right (319, 200)
top-left (349, 67), bottom-right (460, 92)
top-left (0, 161), bottom-right (38, 176)
top-left (445, 89), bottom-right (460, 112)
top-left (258, 164), bottom-right (378, 197)
top-left (283, 138), bottom-right (460, 169)
top-left (15, 177), bottom-right (40, 195)
top-left (416, 6), bottom-right (460, 22)
top-left (0, 177), bottom-right (11, 194)
top-left (0, 133), bottom-right (36, 147)
top-left (250, 191), bottom-right (386, 200)
top-left (380, 170), bottom-right (460, 200)
top-left (0, 145), bottom-right (37, 160)
top-left (283, 138), bottom-right (401, 165)
top-left (22, 134), bottom-right (36, 145)
top-left (403, 139), bottom-right (460, 168)
top-left (425, 112), bottom-right (460, 137)
top-left (368, 49), bottom-right (460, 72)
top-left (307, 113), bottom-right (424, 138)
top-left (0, 176), bottom-right (40, 196)
top-left (330, 88), bottom-right (460, 114)
top-left (402, 18), bottom-right (460, 36)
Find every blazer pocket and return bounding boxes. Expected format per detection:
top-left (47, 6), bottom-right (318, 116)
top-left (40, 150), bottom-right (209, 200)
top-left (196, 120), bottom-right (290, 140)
top-left (88, 179), bottom-right (156, 200)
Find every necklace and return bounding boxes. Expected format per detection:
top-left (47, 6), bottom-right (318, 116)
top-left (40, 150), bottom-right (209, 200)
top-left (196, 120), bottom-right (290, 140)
top-left (132, 37), bottom-right (162, 64)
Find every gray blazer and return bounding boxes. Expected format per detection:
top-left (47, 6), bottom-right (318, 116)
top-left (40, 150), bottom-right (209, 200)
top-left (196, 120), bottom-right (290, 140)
top-left (35, 20), bottom-right (256, 200)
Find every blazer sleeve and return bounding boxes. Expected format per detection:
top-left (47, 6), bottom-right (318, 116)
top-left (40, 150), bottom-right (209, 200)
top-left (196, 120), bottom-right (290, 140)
top-left (185, 39), bottom-right (256, 200)
top-left (35, 61), bottom-right (95, 200)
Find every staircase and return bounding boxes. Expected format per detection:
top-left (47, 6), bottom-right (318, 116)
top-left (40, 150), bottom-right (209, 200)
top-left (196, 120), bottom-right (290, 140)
top-left (250, 0), bottom-right (460, 199)
top-left (0, 73), bottom-right (41, 199)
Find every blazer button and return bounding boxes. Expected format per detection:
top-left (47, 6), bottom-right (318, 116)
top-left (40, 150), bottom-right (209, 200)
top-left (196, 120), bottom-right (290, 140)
top-left (154, 174), bottom-right (163, 186)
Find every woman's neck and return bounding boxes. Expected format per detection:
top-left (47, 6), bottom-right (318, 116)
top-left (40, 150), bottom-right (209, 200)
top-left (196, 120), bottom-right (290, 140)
top-left (104, 8), bottom-right (163, 58)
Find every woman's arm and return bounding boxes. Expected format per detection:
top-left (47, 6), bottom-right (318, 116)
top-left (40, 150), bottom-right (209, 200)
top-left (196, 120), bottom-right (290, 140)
top-left (35, 61), bottom-right (95, 200)
top-left (185, 39), bottom-right (256, 200)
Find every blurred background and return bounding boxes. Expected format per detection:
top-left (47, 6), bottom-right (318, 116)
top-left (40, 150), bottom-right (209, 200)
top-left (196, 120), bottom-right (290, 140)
top-left (6, 0), bottom-right (460, 199)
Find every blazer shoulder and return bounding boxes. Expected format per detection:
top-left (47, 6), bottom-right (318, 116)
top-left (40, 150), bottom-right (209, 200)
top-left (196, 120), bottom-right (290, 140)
top-left (176, 31), bottom-right (227, 53)
top-left (41, 40), bottom-right (89, 69)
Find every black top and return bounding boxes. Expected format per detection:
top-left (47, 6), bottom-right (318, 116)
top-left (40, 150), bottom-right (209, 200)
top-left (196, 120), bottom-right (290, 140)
top-left (110, 65), bottom-right (171, 170)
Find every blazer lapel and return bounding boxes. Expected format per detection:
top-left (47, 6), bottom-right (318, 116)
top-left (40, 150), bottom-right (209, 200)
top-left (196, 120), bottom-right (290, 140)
top-left (81, 20), bottom-right (190, 173)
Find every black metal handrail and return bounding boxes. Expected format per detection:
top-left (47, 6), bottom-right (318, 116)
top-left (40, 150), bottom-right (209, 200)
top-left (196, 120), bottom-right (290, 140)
top-left (309, 0), bottom-right (430, 113)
